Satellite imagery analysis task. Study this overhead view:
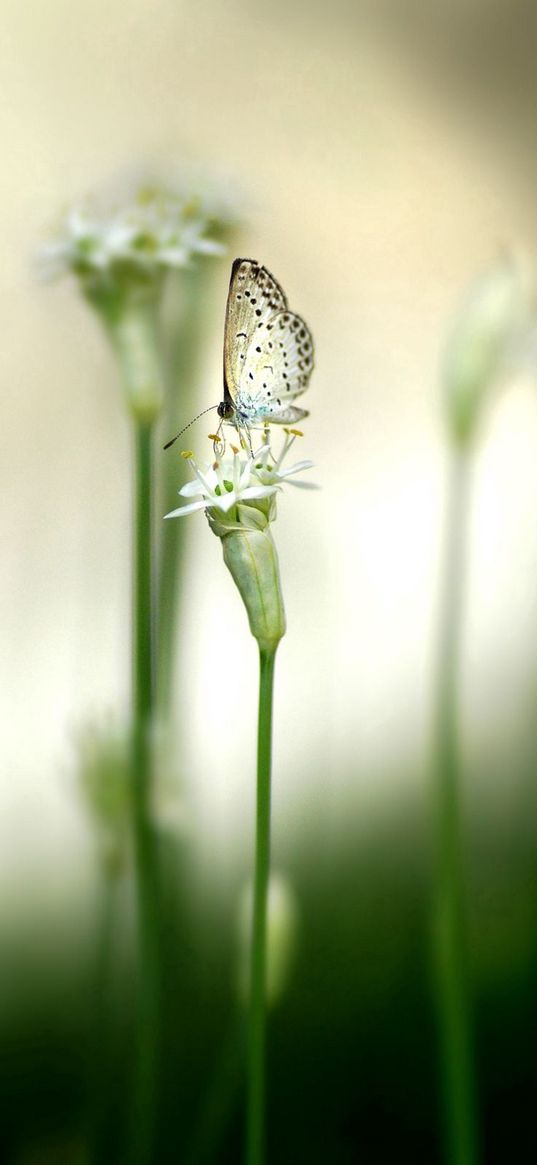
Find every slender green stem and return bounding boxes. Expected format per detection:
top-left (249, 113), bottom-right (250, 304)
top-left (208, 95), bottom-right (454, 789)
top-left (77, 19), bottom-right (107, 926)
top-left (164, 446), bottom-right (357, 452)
top-left (87, 866), bottom-right (122, 1164)
top-left (433, 447), bottom-right (478, 1165)
top-left (247, 647), bottom-right (277, 1165)
top-left (157, 267), bottom-right (209, 714)
top-left (130, 422), bottom-right (160, 1165)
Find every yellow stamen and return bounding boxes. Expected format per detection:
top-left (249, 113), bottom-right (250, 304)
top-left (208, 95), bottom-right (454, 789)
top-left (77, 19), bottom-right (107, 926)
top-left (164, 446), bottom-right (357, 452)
top-left (231, 444), bottom-right (240, 455)
top-left (180, 450), bottom-right (194, 459)
top-left (288, 428), bottom-right (303, 437)
top-left (207, 433), bottom-right (220, 442)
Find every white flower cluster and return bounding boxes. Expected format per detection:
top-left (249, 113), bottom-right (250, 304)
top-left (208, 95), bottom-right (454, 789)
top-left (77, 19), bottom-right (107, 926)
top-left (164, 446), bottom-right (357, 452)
top-left (164, 430), bottom-right (316, 521)
top-left (40, 186), bottom-right (225, 283)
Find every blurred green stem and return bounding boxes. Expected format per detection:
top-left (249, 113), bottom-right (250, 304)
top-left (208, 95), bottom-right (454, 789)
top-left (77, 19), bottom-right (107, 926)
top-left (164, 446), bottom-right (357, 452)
top-left (157, 266), bottom-right (216, 713)
top-left (130, 420), bottom-right (160, 1165)
top-left (433, 447), bottom-right (478, 1165)
top-left (183, 1016), bottom-right (243, 1165)
top-left (247, 647), bottom-right (276, 1165)
top-left (87, 866), bottom-right (123, 1163)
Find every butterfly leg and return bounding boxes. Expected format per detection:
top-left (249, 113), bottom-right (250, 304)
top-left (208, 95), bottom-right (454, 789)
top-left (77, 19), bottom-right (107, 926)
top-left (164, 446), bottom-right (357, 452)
top-left (247, 424), bottom-right (271, 460)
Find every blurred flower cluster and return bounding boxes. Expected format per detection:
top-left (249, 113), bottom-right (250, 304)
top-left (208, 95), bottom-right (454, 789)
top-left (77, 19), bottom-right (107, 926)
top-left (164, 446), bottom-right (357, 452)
top-left (442, 252), bottom-right (535, 445)
top-left (39, 167), bottom-right (238, 420)
top-left (40, 184), bottom-right (226, 297)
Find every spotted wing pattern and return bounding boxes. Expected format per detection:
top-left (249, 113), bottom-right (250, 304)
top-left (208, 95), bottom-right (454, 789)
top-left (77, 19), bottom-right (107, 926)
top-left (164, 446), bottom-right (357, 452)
top-left (223, 258), bottom-right (314, 425)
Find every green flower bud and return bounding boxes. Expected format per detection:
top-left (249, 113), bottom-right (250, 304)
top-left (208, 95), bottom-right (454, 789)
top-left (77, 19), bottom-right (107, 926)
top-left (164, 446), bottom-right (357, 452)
top-left (237, 873), bottom-right (299, 1008)
top-left (105, 295), bottom-right (164, 424)
top-left (220, 524), bottom-right (286, 653)
top-left (442, 255), bottom-right (534, 447)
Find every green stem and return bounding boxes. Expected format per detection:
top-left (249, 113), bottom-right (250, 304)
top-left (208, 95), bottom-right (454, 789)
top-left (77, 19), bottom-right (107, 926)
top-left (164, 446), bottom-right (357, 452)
top-left (87, 866), bottom-right (123, 1164)
top-left (247, 647), bottom-right (276, 1165)
top-left (157, 267), bottom-right (209, 713)
top-left (433, 447), bottom-right (479, 1165)
top-left (130, 421), bottom-right (160, 1165)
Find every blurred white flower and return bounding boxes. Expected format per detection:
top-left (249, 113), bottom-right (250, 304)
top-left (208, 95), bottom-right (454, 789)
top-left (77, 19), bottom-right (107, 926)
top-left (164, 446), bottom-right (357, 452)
top-left (39, 184), bottom-right (225, 284)
top-left (443, 252), bottom-right (536, 445)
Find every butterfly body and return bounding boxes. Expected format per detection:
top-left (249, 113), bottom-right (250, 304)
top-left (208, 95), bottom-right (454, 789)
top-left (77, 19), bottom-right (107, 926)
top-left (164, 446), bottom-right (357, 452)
top-left (219, 257), bottom-right (314, 436)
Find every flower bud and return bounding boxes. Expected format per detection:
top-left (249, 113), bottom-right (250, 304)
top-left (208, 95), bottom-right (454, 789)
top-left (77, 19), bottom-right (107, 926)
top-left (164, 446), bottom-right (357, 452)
top-left (442, 255), bottom-right (534, 446)
top-left (106, 296), bottom-right (164, 424)
top-left (236, 873), bottom-right (299, 1008)
top-left (220, 525), bottom-right (286, 653)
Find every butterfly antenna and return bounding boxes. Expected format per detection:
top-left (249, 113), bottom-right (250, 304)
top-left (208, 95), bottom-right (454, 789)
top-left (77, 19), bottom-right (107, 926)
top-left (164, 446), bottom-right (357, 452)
top-left (163, 406), bottom-right (219, 451)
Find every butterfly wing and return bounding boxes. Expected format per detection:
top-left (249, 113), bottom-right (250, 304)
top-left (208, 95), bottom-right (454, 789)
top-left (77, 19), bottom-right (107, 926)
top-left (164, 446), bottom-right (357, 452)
top-left (223, 258), bottom-right (288, 407)
top-left (242, 309), bottom-right (314, 422)
top-left (223, 257), bottom-right (314, 426)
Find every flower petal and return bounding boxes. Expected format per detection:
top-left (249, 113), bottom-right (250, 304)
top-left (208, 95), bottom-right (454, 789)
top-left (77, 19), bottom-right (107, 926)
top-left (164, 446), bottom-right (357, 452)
top-left (277, 460), bottom-right (314, 477)
top-left (240, 485), bottom-right (278, 500)
top-left (282, 480), bottom-right (320, 489)
top-left (164, 499), bottom-right (210, 518)
top-left (179, 479), bottom-right (207, 498)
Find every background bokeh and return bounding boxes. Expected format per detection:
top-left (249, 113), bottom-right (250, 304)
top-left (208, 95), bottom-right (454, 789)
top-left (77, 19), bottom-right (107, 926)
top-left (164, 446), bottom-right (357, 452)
top-left (2, 1), bottom-right (537, 1161)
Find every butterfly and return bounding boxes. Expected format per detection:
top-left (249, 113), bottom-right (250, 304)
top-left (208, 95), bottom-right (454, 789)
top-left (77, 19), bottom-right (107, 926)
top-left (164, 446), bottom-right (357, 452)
top-left (217, 256), bottom-right (314, 439)
top-left (163, 257), bottom-right (314, 453)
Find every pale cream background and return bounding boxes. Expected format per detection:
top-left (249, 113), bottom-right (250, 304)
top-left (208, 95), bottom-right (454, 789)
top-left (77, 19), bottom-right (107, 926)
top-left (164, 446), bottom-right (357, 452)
top-left (2, 0), bottom-right (537, 913)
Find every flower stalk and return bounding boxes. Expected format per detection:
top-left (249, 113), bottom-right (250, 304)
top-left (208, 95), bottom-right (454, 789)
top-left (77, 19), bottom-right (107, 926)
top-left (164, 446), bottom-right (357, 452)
top-left (216, 503), bottom-right (285, 1165)
top-left (130, 420), bottom-right (160, 1165)
top-left (41, 173), bottom-right (233, 1165)
top-left (433, 446), bottom-right (477, 1165)
top-left (432, 254), bottom-right (534, 1165)
top-left (247, 646), bottom-right (276, 1165)
top-left (157, 264), bottom-right (215, 712)
top-left (165, 435), bottom-right (314, 1164)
